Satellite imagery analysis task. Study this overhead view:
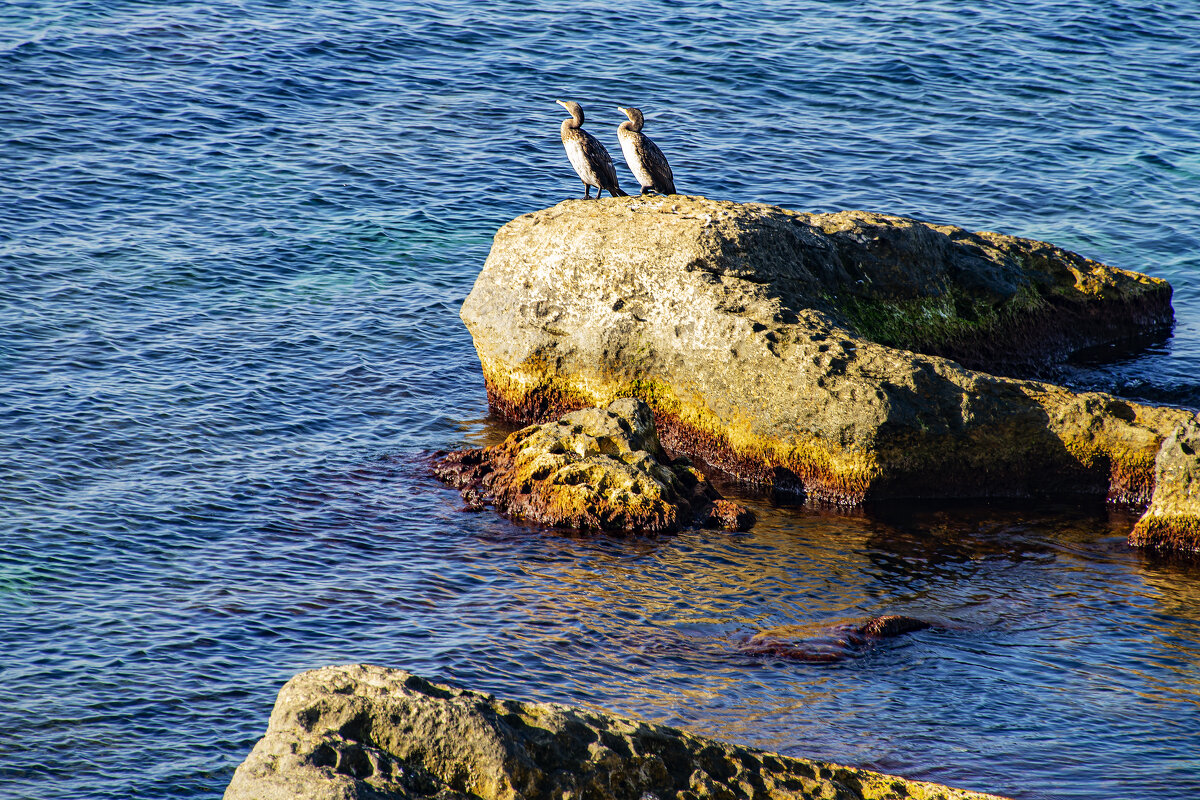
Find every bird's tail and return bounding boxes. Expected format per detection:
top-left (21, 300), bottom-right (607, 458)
top-left (612, 186), bottom-right (629, 197)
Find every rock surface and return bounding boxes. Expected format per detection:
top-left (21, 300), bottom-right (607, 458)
top-left (224, 664), bottom-right (1008, 800)
top-left (434, 398), bottom-right (753, 534)
top-left (738, 615), bottom-right (934, 663)
top-left (461, 195), bottom-right (1200, 553)
top-left (1130, 416), bottom-right (1200, 555)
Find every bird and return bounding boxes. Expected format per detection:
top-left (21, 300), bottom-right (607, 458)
top-left (616, 106), bottom-right (676, 195)
top-left (555, 100), bottom-right (627, 199)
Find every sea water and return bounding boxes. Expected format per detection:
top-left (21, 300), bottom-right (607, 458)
top-left (3, 2), bottom-right (1200, 798)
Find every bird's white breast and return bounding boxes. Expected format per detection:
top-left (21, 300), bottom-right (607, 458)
top-left (618, 129), bottom-right (655, 188)
top-left (563, 137), bottom-right (598, 185)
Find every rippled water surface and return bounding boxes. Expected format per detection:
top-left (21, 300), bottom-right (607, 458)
top-left (3, 2), bottom-right (1200, 798)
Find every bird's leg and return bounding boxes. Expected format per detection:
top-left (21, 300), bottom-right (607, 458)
top-left (582, 182), bottom-right (590, 199)
top-left (596, 186), bottom-right (606, 199)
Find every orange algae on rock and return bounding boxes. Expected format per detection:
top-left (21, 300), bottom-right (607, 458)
top-left (433, 397), bottom-right (753, 534)
top-left (482, 365), bottom-right (880, 505)
top-left (1131, 417), bottom-right (1200, 554)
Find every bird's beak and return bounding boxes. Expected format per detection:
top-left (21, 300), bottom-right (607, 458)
top-left (555, 100), bottom-right (565, 107)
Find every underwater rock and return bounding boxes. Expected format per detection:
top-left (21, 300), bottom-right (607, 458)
top-left (223, 664), bottom-right (1010, 800)
top-left (461, 195), bottom-right (1199, 554)
top-left (433, 397), bottom-right (753, 534)
top-left (738, 615), bottom-right (934, 663)
top-left (702, 498), bottom-right (756, 531)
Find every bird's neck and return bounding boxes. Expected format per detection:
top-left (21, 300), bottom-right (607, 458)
top-left (618, 119), bottom-right (641, 133)
top-left (561, 118), bottom-right (580, 136)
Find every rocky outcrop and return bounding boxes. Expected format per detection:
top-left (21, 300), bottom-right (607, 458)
top-left (434, 398), bottom-right (754, 534)
top-left (461, 195), bottom-right (1200, 553)
top-left (737, 616), bottom-right (934, 663)
top-left (1130, 416), bottom-right (1200, 555)
top-left (224, 664), bottom-right (1008, 800)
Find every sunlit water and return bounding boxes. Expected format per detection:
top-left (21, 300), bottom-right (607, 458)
top-left (3, 2), bottom-right (1200, 798)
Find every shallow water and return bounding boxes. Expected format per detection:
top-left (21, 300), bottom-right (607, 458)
top-left (3, 1), bottom-right (1200, 798)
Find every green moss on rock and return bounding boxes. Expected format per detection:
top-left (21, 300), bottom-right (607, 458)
top-left (833, 282), bottom-right (1049, 356)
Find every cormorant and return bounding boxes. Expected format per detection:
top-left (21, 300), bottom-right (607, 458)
top-left (616, 106), bottom-right (676, 195)
top-left (555, 100), bottom-right (627, 199)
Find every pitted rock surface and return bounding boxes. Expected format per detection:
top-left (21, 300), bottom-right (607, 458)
top-left (434, 398), bottom-right (753, 534)
top-left (461, 196), bottom-right (1200, 554)
top-left (224, 664), bottom-right (1009, 800)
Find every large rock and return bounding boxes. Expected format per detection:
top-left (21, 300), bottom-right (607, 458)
top-left (461, 196), bottom-right (1200, 553)
top-left (434, 398), bottom-right (753, 534)
top-left (224, 665), bottom-right (1008, 800)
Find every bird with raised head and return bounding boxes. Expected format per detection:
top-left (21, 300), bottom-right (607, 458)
top-left (616, 106), bottom-right (676, 195)
top-left (555, 100), bottom-right (627, 199)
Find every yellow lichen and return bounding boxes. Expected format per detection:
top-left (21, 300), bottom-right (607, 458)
top-left (481, 363), bottom-right (880, 503)
top-left (1130, 514), bottom-right (1200, 553)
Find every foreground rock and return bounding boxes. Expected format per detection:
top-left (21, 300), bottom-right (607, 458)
top-left (434, 398), bottom-right (754, 534)
top-left (461, 195), bottom-right (1200, 554)
top-left (225, 665), bottom-right (1007, 800)
top-left (738, 615), bottom-right (934, 663)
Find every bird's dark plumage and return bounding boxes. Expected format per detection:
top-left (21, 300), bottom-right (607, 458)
top-left (556, 100), bottom-right (627, 199)
top-left (617, 106), bottom-right (675, 195)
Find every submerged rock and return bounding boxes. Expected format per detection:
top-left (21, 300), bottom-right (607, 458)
top-left (434, 397), bottom-right (753, 534)
top-left (461, 195), bottom-right (1200, 554)
top-left (224, 664), bottom-right (1009, 800)
top-left (738, 615), bottom-right (934, 663)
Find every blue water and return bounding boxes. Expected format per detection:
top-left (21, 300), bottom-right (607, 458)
top-left (3, 1), bottom-right (1200, 798)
